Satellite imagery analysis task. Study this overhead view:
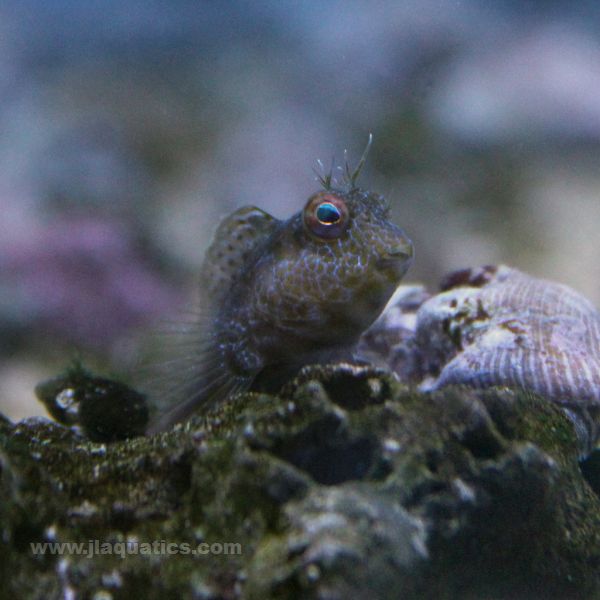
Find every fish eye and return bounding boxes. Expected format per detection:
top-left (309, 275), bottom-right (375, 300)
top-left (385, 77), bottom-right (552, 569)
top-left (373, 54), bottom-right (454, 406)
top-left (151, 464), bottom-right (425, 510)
top-left (303, 193), bottom-right (349, 240)
top-left (316, 202), bottom-right (342, 224)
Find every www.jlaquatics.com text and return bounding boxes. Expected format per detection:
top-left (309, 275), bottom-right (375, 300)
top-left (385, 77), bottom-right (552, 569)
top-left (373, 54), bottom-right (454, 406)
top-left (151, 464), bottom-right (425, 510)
top-left (30, 540), bottom-right (243, 559)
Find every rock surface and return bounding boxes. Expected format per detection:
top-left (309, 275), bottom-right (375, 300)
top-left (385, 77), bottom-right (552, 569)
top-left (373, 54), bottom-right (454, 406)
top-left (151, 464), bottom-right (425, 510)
top-left (3, 363), bottom-right (600, 598)
top-left (360, 266), bottom-right (600, 457)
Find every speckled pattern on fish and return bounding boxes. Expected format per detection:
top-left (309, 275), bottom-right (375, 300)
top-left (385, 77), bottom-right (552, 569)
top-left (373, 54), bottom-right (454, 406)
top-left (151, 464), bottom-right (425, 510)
top-left (148, 162), bottom-right (414, 433)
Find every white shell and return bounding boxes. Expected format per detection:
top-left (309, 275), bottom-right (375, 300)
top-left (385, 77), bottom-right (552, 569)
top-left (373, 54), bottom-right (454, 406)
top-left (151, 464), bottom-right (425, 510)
top-left (361, 265), bottom-right (600, 455)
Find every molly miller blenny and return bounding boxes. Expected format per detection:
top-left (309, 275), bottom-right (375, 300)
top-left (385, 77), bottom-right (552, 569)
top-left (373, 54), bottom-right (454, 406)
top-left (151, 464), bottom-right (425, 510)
top-left (148, 140), bottom-right (414, 433)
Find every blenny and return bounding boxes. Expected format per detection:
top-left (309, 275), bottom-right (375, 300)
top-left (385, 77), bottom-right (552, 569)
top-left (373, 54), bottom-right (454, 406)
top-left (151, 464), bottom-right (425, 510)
top-left (148, 139), bottom-right (414, 433)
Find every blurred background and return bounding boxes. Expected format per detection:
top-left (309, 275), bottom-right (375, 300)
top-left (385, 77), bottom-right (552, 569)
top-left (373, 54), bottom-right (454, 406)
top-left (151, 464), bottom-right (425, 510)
top-left (2, 0), bottom-right (600, 419)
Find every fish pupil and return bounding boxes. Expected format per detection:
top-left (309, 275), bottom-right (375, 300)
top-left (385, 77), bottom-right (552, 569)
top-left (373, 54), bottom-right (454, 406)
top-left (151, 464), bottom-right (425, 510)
top-left (316, 202), bottom-right (341, 225)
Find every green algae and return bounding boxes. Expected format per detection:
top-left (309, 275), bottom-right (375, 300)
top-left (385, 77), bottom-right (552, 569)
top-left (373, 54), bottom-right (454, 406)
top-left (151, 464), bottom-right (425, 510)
top-left (3, 364), bottom-right (600, 598)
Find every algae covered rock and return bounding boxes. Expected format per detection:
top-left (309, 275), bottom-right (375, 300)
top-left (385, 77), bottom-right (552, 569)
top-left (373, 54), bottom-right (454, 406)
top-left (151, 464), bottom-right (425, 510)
top-left (3, 364), bottom-right (600, 598)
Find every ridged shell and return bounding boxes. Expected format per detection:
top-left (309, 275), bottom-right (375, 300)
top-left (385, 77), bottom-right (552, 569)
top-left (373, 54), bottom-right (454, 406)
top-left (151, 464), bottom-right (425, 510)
top-left (361, 265), bottom-right (600, 456)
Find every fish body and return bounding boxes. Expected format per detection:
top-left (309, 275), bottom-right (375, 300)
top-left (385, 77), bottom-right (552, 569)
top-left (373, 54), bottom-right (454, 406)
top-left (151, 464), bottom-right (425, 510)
top-left (148, 182), bottom-right (413, 433)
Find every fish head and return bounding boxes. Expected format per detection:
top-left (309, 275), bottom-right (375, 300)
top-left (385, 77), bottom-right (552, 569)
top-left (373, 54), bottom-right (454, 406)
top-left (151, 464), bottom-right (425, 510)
top-left (262, 187), bottom-right (414, 341)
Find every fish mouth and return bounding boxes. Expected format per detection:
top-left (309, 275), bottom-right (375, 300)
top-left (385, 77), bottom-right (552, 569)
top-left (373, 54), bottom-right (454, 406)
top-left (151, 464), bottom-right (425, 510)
top-left (377, 240), bottom-right (414, 279)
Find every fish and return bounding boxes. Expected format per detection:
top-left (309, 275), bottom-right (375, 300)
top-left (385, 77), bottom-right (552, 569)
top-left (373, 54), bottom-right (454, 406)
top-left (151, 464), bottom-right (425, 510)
top-left (147, 138), bottom-right (414, 433)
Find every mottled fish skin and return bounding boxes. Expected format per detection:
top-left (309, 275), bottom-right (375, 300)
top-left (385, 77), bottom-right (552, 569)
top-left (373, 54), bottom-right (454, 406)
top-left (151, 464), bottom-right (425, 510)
top-left (148, 185), bottom-right (413, 433)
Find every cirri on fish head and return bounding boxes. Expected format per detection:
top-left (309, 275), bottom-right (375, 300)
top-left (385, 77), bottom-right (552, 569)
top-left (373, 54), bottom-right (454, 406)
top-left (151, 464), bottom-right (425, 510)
top-left (148, 149), bottom-right (414, 433)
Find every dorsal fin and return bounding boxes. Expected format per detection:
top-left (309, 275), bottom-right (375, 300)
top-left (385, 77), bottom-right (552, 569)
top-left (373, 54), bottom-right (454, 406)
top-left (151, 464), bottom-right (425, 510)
top-left (144, 205), bottom-right (277, 433)
top-left (200, 206), bottom-right (278, 305)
